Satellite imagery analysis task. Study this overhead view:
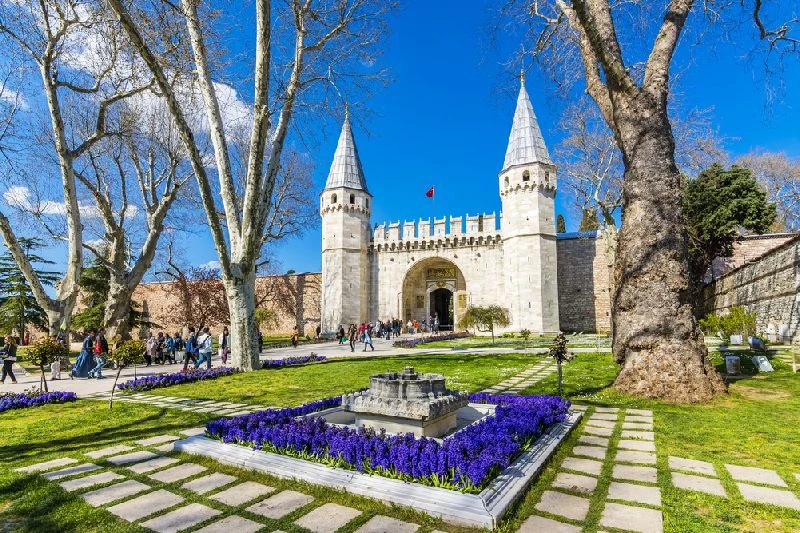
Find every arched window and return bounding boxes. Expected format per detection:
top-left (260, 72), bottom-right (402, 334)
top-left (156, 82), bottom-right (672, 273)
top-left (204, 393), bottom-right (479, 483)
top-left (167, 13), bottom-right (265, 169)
top-left (365, 198), bottom-right (370, 209)
top-left (349, 194), bottom-right (355, 204)
top-left (545, 171), bottom-right (550, 182)
top-left (504, 176), bottom-right (509, 187)
top-left (522, 170), bottom-right (530, 182)
top-left (331, 193), bottom-right (337, 204)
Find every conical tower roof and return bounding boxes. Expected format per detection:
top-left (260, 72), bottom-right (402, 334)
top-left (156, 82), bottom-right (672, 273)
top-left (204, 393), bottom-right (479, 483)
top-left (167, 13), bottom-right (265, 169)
top-left (502, 76), bottom-right (552, 171)
top-left (324, 112), bottom-right (369, 192)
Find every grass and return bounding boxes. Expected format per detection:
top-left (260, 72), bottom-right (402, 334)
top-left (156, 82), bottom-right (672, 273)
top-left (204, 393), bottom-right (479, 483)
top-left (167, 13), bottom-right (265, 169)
top-left (137, 352), bottom-right (541, 405)
top-left (418, 333), bottom-right (611, 350)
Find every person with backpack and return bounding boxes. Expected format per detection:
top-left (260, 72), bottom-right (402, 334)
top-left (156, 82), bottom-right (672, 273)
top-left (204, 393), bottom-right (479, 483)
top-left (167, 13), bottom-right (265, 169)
top-left (195, 327), bottom-right (213, 369)
top-left (88, 329), bottom-right (108, 379)
top-left (173, 332), bottom-right (184, 364)
top-left (163, 333), bottom-right (175, 364)
top-left (0, 336), bottom-right (18, 384)
top-left (183, 328), bottom-right (198, 371)
top-left (363, 326), bottom-right (374, 352)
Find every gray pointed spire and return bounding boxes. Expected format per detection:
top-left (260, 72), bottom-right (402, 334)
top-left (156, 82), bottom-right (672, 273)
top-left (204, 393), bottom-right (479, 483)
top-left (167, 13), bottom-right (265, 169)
top-left (324, 112), bottom-right (369, 192)
top-left (502, 76), bottom-right (552, 171)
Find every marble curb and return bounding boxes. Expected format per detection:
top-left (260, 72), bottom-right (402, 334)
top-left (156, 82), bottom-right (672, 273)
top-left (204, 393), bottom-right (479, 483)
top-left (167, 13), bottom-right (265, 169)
top-left (172, 411), bottom-right (581, 528)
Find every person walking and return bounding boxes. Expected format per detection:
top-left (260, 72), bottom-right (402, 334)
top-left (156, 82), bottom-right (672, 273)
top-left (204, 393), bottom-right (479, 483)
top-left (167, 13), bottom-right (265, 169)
top-left (88, 330), bottom-right (108, 379)
top-left (315, 324), bottom-right (321, 341)
top-left (348, 324), bottom-right (357, 352)
top-left (0, 336), bottom-right (18, 384)
top-left (219, 327), bottom-right (229, 365)
top-left (363, 327), bottom-right (374, 352)
top-left (182, 328), bottom-right (198, 371)
top-left (164, 333), bottom-right (175, 364)
top-left (70, 330), bottom-right (95, 379)
top-left (291, 326), bottom-right (299, 348)
top-left (173, 333), bottom-right (184, 365)
top-left (145, 333), bottom-right (156, 366)
top-left (337, 325), bottom-right (345, 345)
top-left (195, 327), bottom-right (213, 369)
top-left (155, 332), bottom-right (166, 364)
top-left (50, 336), bottom-right (62, 380)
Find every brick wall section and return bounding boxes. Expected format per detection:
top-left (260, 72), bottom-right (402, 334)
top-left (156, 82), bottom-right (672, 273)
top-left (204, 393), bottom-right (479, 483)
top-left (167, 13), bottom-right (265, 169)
top-left (708, 233), bottom-right (796, 280)
top-left (556, 234), bottom-right (612, 333)
top-left (702, 235), bottom-right (800, 342)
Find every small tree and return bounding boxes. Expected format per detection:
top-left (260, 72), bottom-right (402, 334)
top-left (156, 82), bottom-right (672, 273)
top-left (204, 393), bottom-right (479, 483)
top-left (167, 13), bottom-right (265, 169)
top-left (520, 328), bottom-right (531, 347)
top-left (556, 214), bottom-right (566, 234)
top-left (254, 308), bottom-right (279, 333)
top-left (549, 333), bottom-right (573, 396)
top-left (108, 339), bottom-right (146, 409)
top-left (23, 337), bottom-right (68, 393)
top-left (460, 305), bottom-right (510, 345)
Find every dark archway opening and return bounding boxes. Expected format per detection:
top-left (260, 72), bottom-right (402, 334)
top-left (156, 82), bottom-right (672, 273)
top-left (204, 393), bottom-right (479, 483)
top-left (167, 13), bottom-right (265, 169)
top-left (431, 288), bottom-right (453, 331)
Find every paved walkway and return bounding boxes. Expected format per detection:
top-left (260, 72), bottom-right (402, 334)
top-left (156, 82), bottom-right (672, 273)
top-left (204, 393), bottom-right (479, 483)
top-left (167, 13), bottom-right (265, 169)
top-left (83, 392), bottom-right (273, 416)
top-left (480, 360), bottom-right (556, 394)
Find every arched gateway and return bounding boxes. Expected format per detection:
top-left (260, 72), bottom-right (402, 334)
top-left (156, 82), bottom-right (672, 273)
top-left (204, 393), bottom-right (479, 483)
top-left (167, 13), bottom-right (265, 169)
top-left (401, 258), bottom-right (467, 331)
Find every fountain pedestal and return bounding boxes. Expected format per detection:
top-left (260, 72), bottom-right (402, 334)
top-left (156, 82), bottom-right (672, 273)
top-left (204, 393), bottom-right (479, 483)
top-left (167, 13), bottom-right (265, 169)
top-left (341, 366), bottom-right (468, 437)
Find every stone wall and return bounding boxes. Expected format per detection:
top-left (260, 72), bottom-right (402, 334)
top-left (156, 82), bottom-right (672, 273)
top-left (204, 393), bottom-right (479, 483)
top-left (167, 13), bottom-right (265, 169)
top-left (556, 232), bottom-right (612, 333)
top-left (707, 233), bottom-right (796, 281)
top-left (701, 235), bottom-right (800, 343)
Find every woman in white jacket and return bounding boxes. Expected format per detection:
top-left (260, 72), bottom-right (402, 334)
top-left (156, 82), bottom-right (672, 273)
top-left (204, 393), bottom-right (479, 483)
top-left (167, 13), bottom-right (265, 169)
top-left (194, 327), bottom-right (214, 370)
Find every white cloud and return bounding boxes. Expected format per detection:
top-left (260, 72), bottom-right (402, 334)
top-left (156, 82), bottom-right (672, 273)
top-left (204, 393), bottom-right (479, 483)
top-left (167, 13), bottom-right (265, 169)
top-left (199, 260), bottom-right (221, 270)
top-left (0, 88), bottom-right (28, 111)
top-left (3, 185), bottom-right (138, 219)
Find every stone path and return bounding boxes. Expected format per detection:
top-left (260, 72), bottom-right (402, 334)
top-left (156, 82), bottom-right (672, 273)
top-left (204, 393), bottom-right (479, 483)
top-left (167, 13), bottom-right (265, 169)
top-left (83, 391), bottom-right (272, 416)
top-left (14, 428), bottom-right (428, 533)
top-left (481, 359), bottom-right (556, 394)
top-left (668, 456), bottom-right (800, 510)
top-left (520, 406), bottom-right (664, 533)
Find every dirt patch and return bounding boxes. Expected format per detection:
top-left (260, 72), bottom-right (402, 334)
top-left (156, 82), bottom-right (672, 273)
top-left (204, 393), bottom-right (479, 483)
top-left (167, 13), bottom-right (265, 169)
top-left (734, 385), bottom-right (791, 401)
top-left (741, 517), bottom-right (785, 532)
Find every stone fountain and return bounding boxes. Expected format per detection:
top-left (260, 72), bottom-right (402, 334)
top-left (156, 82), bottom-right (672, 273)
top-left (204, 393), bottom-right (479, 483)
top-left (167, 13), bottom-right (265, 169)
top-left (341, 366), bottom-right (469, 437)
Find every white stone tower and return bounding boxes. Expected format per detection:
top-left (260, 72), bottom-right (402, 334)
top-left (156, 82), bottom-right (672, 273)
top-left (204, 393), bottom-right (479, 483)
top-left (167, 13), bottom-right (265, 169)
top-left (320, 111), bottom-right (372, 334)
top-left (499, 75), bottom-right (560, 333)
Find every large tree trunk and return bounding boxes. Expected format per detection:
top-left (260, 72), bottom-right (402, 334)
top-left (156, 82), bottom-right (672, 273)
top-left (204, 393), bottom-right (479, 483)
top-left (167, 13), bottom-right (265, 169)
top-left (104, 279), bottom-right (134, 341)
top-left (225, 271), bottom-right (260, 371)
top-left (611, 98), bottom-right (725, 402)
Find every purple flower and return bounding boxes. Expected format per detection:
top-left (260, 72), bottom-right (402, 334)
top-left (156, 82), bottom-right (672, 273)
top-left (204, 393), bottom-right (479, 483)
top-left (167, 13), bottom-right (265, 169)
top-left (206, 392), bottom-right (569, 492)
top-left (116, 367), bottom-right (240, 392)
top-left (262, 355), bottom-right (327, 369)
top-left (392, 332), bottom-right (470, 348)
top-left (0, 390), bottom-right (77, 413)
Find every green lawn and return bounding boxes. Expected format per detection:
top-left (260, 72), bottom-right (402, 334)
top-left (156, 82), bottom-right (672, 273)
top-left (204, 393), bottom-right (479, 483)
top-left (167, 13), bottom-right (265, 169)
top-left (138, 352), bottom-right (540, 405)
top-left (417, 334), bottom-right (611, 350)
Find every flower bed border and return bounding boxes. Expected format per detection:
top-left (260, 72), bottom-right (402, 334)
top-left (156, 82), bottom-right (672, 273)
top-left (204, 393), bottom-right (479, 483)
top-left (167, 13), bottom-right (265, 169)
top-left (173, 409), bottom-right (581, 528)
top-left (116, 367), bottom-right (240, 393)
top-left (0, 390), bottom-right (77, 413)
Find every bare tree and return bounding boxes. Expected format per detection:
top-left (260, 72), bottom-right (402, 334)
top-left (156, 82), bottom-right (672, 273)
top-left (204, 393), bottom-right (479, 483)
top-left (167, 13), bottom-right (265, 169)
top-left (737, 150), bottom-right (800, 230)
top-left (0, 0), bottom-right (151, 335)
top-left (106, 0), bottom-right (395, 369)
top-left (504, 0), bottom-right (798, 402)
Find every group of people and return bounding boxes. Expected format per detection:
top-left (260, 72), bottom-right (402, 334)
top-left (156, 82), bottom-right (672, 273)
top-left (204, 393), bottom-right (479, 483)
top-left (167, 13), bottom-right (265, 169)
top-left (70, 329), bottom-right (110, 379)
top-left (144, 326), bottom-right (229, 371)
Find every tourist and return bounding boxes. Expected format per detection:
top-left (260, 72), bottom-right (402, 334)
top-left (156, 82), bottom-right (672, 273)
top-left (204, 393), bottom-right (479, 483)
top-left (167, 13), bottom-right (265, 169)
top-left (348, 324), bottom-right (357, 352)
top-left (337, 325), bottom-right (345, 345)
top-left (385, 319), bottom-right (392, 340)
top-left (219, 326), bottom-right (229, 365)
top-left (155, 332), bottom-right (166, 364)
top-left (173, 332), bottom-right (185, 364)
top-left (363, 327), bottom-right (374, 352)
top-left (183, 328), bottom-right (198, 371)
top-left (434, 314), bottom-right (440, 333)
top-left (145, 333), bottom-right (156, 366)
top-left (70, 330), bottom-right (95, 379)
top-left (88, 330), bottom-right (108, 379)
top-left (291, 326), bottom-right (299, 348)
top-left (195, 327), bottom-right (213, 369)
top-left (258, 330), bottom-right (263, 353)
top-left (407, 319), bottom-right (413, 334)
top-left (23, 331), bottom-right (29, 346)
top-left (164, 333), bottom-right (175, 364)
top-left (49, 336), bottom-right (61, 380)
top-left (315, 324), bottom-right (321, 341)
top-left (0, 336), bottom-right (17, 384)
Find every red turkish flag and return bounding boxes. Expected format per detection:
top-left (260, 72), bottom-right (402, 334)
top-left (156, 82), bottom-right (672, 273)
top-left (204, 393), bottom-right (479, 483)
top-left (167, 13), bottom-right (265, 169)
top-left (425, 186), bottom-right (435, 198)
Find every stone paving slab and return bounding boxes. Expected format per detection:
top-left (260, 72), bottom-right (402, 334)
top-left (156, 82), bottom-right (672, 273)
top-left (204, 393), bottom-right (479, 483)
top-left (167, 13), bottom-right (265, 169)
top-left (607, 481), bottom-right (662, 506)
top-left (149, 463), bottom-right (207, 483)
top-left (355, 515), bottom-right (420, 533)
top-left (42, 463), bottom-right (101, 480)
top-left (128, 457), bottom-right (180, 474)
top-left (796, 473), bottom-right (800, 482)
top-left (671, 472), bottom-right (727, 497)
top-left (295, 502), bottom-right (362, 533)
top-left (193, 515), bottom-right (263, 533)
top-left (583, 426), bottom-right (613, 437)
top-left (107, 451), bottom-right (159, 466)
top-left (180, 427), bottom-right (206, 437)
top-left (107, 489), bottom-right (184, 522)
top-left (613, 464), bottom-right (658, 484)
top-left (570, 405), bottom-right (588, 411)
top-left (668, 456), bottom-right (716, 477)
top-left (82, 479), bottom-right (151, 506)
top-left (136, 435), bottom-right (180, 446)
top-left (627, 409), bottom-right (653, 416)
top-left (600, 502), bottom-right (663, 533)
top-left (590, 413), bottom-right (619, 421)
top-left (625, 415), bottom-right (654, 423)
top-left (59, 471), bottom-right (125, 492)
top-left (246, 490), bottom-right (314, 519)
top-left (16, 457), bottom-right (78, 473)
top-left (86, 445), bottom-right (135, 459)
top-left (594, 407), bottom-right (619, 413)
top-left (209, 481), bottom-right (275, 506)
top-left (618, 439), bottom-right (656, 452)
top-left (616, 450), bottom-right (657, 465)
top-left (518, 515), bottom-right (582, 533)
top-left (154, 443), bottom-right (176, 453)
top-left (726, 464), bottom-right (788, 487)
top-left (578, 435), bottom-right (609, 447)
top-left (572, 445), bottom-right (607, 460)
top-left (562, 457), bottom-right (603, 476)
top-left (181, 472), bottom-right (238, 494)
top-left (622, 422), bottom-right (654, 430)
top-left (737, 482), bottom-right (800, 510)
top-left (586, 419), bottom-right (616, 429)
top-left (535, 490), bottom-right (590, 521)
top-left (552, 472), bottom-right (598, 494)
top-left (140, 502), bottom-right (221, 533)
top-left (621, 430), bottom-right (655, 441)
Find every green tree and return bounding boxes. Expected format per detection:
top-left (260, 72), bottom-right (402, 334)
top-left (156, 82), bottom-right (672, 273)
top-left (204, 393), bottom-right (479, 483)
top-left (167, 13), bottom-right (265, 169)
top-left (548, 333), bottom-right (573, 396)
top-left (579, 209), bottom-right (599, 231)
top-left (684, 164), bottom-right (777, 299)
top-left (556, 214), bottom-right (566, 233)
top-left (22, 336), bottom-right (68, 393)
top-left (72, 258), bottom-right (150, 332)
top-left (460, 305), bottom-right (510, 345)
top-left (0, 238), bottom-right (60, 338)
top-left (108, 339), bottom-right (145, 409)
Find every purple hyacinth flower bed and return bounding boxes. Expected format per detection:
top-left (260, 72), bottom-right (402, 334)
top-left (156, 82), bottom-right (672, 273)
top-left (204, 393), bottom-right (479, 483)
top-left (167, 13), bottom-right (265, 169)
top-left (116, 367), bottom-right (240, 392)
top-left (262, 355), bottom-right (327, 368)
top-left (0, 390), bottom-right (77, 413)
top-left (392, 331), bottom-right (470, 348)
top-left (206, 392), bottom-right (569, 493)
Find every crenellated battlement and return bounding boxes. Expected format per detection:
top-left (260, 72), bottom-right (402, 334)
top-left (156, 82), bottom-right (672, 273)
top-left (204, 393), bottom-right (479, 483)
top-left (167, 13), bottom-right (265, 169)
top-left (373, 212), bottom-right (502, 250)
